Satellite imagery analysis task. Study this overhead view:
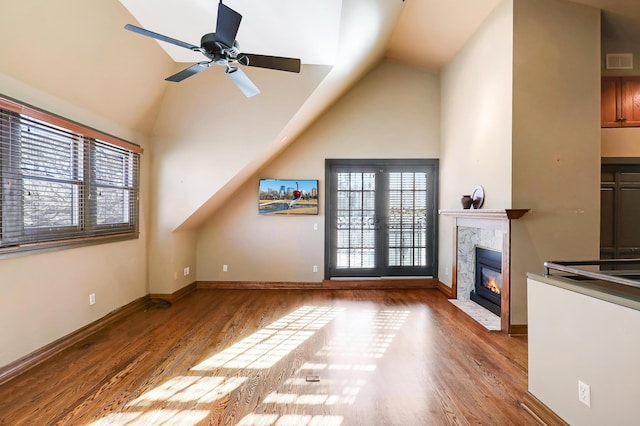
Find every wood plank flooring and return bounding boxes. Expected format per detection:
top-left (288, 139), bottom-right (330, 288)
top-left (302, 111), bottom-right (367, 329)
top-left (0, 289), bottom-right (536, 425)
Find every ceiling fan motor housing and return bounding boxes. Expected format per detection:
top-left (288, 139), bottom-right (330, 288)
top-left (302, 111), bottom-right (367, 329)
top-left (201, 33), bottom-right (241, 64)
top-left (201, 33), bottom-right (223, 53)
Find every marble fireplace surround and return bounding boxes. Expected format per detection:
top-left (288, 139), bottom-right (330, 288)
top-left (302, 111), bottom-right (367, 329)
top-left (440, 209), bottom-right (529, 332)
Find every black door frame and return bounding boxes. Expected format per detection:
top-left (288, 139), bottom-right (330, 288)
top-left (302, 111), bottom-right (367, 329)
top-left (324, 158), bottom-right (439, 279)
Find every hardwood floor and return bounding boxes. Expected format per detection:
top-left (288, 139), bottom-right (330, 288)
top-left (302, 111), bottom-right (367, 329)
top-left (0, 289), bottom-right (536, 425)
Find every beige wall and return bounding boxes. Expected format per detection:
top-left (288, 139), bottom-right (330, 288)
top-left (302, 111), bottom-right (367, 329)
top-left (145, 0), bottom-right (406, 293)
top-left (528, 276), bottom-right (640, 424)
top-left (601, 37), bottom-right (640, 158)
top-left (0, 1), bottom-right (155, 367)
top-left (438, 0), bottom-right (514, 285)
top-left (0, 0), bottom-right (172, 136)
top-left (601, 36), bottom-right (640, 77)
top-left (196, 61), bottom-right (440, 282)
top-left (147, 65), bottom-right (330, 293)
top-left (439, 0), bottom-right (600, 326)
top-left (602, 128), bottom-right (640, 157)
top-left (510, 0), bottom-right (601, 324)
top-left (0, 79), bottom-right (149, 367)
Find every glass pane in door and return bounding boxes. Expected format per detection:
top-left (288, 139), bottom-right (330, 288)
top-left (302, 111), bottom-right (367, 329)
top-left (388, 172), bottom-right (428, 267)
top-left (335, 172), bottom-right (376, 269)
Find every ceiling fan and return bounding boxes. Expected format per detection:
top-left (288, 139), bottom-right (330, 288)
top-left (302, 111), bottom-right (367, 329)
top-left (124, 0), bottom-right (301, 97)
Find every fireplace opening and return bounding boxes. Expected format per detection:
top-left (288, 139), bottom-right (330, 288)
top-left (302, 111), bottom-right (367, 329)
top-left (470, 247), bottom-right (502, 316)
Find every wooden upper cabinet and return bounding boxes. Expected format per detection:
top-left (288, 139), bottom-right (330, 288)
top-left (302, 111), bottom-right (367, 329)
top-left (620, 77), bottom-right (640, 126)
top-left (601, 77), bottom-right (621, 127)
top-left (601, 76), bottom-right (640, 127)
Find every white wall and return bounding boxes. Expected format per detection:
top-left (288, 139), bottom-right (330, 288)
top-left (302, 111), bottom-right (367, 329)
top-left (196, 61), bottom-right (440, 282)
top-left (528, 276), bottom-right (640, 425)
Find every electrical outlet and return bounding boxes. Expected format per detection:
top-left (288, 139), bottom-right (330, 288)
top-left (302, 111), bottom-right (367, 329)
top-left (313, 223), bottom-right (318, 231)
top-left (89, 293), bottom-right (96, 305)
top-left (174, 271), bottom-right (178, 281)
top-left (223, 264), bottom-right (228, 272)
top-left (445, 267), bottom-right (449, 276)
top-left (578, 380), bottom-right (591, 407)
top-left (183, 267), bottom-right (189, 276)
top-left (313, 265), bottom-right (318, 273)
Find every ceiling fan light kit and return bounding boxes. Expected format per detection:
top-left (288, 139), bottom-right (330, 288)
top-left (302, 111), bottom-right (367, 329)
top-left (125, 0), bottom-right (301, 97)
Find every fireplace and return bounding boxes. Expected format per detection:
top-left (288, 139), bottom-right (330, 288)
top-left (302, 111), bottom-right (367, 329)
top-left (440, 209), bottom-right (529, 332)
top-left (470, 247), bottom-right (502, 316)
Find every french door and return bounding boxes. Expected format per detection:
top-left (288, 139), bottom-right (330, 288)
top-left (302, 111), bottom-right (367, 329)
top-left (325, 159), bottom-right (438, 278)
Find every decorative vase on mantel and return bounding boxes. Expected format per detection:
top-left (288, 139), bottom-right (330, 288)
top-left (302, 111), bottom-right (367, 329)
top-left (461, 195), bottom-right (473, 209)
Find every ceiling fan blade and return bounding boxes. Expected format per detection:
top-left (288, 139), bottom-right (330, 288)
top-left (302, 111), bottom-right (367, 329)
top-left (225, 66), bottom-right (260, 97)
top-left (240, 54), bottom-right (301, 73)
top-left (165, 62), bottom-right (210, 82)
top-left (216, 2), bottom-right (242, 48)
top-left (125, 24), bottom-right (200, 51)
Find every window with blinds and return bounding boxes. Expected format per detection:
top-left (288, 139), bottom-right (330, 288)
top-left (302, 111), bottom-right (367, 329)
top-left (0, 99), bottom-right (141, 254)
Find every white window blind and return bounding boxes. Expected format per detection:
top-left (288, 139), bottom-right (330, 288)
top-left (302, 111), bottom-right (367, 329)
top-left (0, 98), bottom-right (141, 254)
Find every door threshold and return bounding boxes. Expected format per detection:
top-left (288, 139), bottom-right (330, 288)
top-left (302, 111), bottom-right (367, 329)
top-left (330, 276), bottom-right (433, 281)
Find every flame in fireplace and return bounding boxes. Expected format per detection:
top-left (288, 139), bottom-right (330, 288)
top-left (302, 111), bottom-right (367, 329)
top-left (486, 277), bottom-right (501, 294)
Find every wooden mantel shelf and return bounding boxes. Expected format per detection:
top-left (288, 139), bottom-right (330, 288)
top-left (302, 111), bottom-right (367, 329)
top-left (439, 209), bottom-right (529, 220)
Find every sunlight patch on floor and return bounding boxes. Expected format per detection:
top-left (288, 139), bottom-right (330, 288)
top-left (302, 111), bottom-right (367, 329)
top-left (127, 376), bottom-right (247, 406)
top-left (91, 306), bottom-right (409, 425)
top-left (92, 305), bottom-right (344, 425)
top-left (89, 409), bottom-right (211, 425)
top-left (237, 308), bottom-right (411, 424)
top-left (299, 362), bottom-right (378, 371)
top-left (192, 306), bottom-right (344, 370)
top-left (237, 414), bottom-right (344, 426)
top-left (263, 377), bottom-right (367, 407)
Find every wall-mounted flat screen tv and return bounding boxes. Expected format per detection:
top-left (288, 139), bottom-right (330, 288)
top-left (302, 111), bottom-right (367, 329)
top-left (258, 179), bottom-right (319, 215)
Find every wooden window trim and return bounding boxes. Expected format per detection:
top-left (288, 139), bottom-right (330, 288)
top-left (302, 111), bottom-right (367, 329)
top-left (0, 96), bottom-right (143, 154)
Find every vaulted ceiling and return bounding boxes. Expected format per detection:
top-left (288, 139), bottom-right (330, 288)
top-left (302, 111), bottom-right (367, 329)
top-left (3, 0), bottom-right (639, 144)
top-left (120, 0), bottom-right (640, 76)
top-left (115, 0), bottom-right (640, 145)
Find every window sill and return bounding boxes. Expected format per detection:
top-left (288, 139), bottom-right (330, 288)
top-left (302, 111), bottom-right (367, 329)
top-left (0, 233), bottom-right (139, 259)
